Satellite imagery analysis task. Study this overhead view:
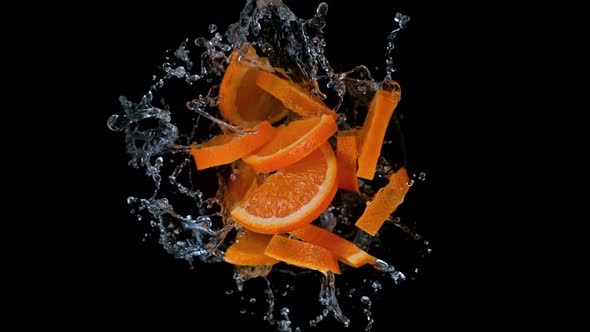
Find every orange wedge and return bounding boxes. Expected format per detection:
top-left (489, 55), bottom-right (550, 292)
top-left (225, 161), bottom-right (258, 208)
top-left (190, 121), bottom-right (277, 170)
top-left (289, 224), bottom-right (376, 268)
top-left (357, 85), bottom-right (402, 180)
top-left (336, 130), bottom-right (360, 192)
top-left (242, 114), bottom-right (337, 173)
top-left (264, 235), bottom-right (341, 274)
top-left (355, 167), bottom-right (410, 236)
top-left (224, 230), bottom-right (280, 266)
top-left (231, 143), bottom-right (338, 234)
top-left (255, 70), bottom-right (337, 119)
top-left (218, 44), bottom-right (288, 128)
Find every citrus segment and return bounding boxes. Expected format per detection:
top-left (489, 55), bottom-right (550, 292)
top-left (357, 86), bottom-right (401, 180)
top-left (224, 230), bottom-right (280, 266)
top-left (242, 114), bottom-right (337, 173)
top-left (355, 167), bottom-right (410, 236)
top-left (218, 44), bottom-right (288, 127)
top-left (336, 130), bottom-right (360, 192)
top-left (289, 224), bottom-right (376, 268)
top-left (255, 70), bottom-right (337, 119)
top-left (190, 120), bottom-right (277, 170)
top-left (231, 143), bottom-right (338, 234)
top-left (264, 235), bottom-right (341, 274)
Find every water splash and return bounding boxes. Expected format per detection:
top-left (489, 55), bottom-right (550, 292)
top-left (108, 0), bottom-right (425, 329)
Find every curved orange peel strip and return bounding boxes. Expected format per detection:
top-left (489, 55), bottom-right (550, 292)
top-left (255, 70), bottom-right (337, 119)
top-left (190, 121), bottom-right (276, 170)
top-left (264, 235), bottom-right (341, 274)
top-left (224, 230), bottom-right (280, 266)
top-left (357, 85), bottom-right (401, 180)
top-left (289, 224), bottom-right (376, 268)
top-left (225, 161), bottom-right (259, 208)
top-left (242, 114), bottom-right (337, 174)
top-left (355, 167), bottom-right (410, 236)
top-left (336, 129), bottom-right (360, 192)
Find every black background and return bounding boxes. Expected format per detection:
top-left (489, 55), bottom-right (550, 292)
top-left (2, 0), bottom-right (588, 330)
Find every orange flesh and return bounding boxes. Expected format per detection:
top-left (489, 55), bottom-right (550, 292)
top-left (336, 130), bottom-right (360, 192)
top-left (224, 230), bottom-right (280, 266)
top-left (255, 70), bottom-right (337, 119)
top-left (231, 143), bottom-right (338, 234)
top-left (289, 224), bottom-right (376, 268)
top-left (357, 87), bottom-right (401, 180)
top-left (190, 121), bottom-right (277, 170)
top-left (355, 167), bottom-right (410, 236)
top-left (264, 235), bottom-right (341, 274)
top-left (242, 114), bottom-right (337, 174)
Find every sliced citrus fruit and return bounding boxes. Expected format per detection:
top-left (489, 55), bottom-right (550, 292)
top-left (336, 130), bottom-right (360, 192)
top-left (289, 224), bottom-right (376, 268)
top-left (357, 85), bottom-right (401, 180)
top-left (355, 167), bottom-right (410, 236)
top-left (190, 120), bottom-right (276, 170)
top-left (231, 142), bottom-right (338, 234)
top-left (224, 230), bottom-right (280, 266)
top-left (225, 161), bottom-right (258, 208)
top-left (218, 44), bottom-right (288, 128)
top-left (264, 235), bottom-right (341, 274)
top-left (255, 70), bottom-right (337, 119)
top-left (242, 114), bottom-right (337, 173)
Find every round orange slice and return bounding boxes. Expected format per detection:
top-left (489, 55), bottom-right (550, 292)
top-left (264, 235), bottom-right (341, 274)
top-left (224, 230), bottom-right (280, 266)
top-left (357, 85), bottom-right (401, 180)
top-left (355, 167), bottom-right (411, 236)
top-left (218, 44), bottom-right (288, 128)
top-left (231, 142), bottom-right (338, 234)
top-left (289, 224), bottom-right (376, 268)
top-left (255, 70), bottom-right (338, 119)
top-left (336, 129), bottom-right (360, 192)
top-left (242, 114), bottom-right (337, 174)
top-left (190, 120), bottom-right (276, 170)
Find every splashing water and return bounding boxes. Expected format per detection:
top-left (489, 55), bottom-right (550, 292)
top-left (108, 0), bottom-right (428, 330)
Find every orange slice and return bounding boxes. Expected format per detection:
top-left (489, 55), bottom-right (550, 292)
top-left (242, 114), bottom-right (337, 174)
top-left (225, 161), bottom-right (258, 208)
top-left (190, 121), bottom-right (276, 170)
top-left (218, 44), bottom-right (288, 128)
top-left (255, 70), bottom-right (337, 119)
top-left (357, 85), bottom-right (402, 180)
top-left (355, 167), bottom-right (410, 236)
top-left (289, 224), bottom-right (376, 268)
top-left (264, 235), bottom-right (341, 274)
top-left (224, 230), bottom-right (280, 266)
top-left (231, 143), bottom-right (338, 234)
top-left (336, 130), bottom-right (360, 192)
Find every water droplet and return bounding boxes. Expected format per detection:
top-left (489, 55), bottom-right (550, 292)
top-left (360, 296), bottom-right (371, 306)
top-left (280, 307), bottom-right (290, 316)
top-left (371, 281), bottom-right (382, 291)
top-left (107, 114), bottom-right (127, 132)
top-left (240, 308), bottom-right (247, 314)
top-left (225, 289), bottom-right (234, 295)
top-left (418, 171), bottom-right (427, 181)
top-left (208, 24), bottom-right (217, 33)
top-left (249, 297), bottom-right (256, 303)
